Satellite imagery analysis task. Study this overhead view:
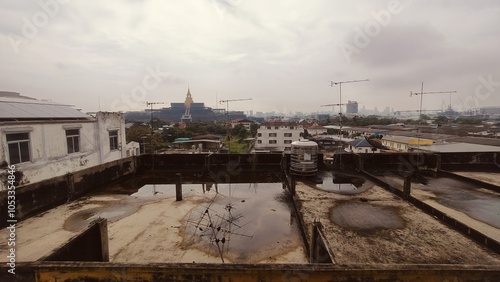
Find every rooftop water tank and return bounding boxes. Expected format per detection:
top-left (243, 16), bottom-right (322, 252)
top-left (290, 140), bottom-right (318, 176)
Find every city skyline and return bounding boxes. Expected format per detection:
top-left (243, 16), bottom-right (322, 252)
top-left (2, 1), bottom-right (500, 114)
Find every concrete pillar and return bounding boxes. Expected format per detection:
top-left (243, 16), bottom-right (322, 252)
top-left (66, 173), bottom-right (75, 201)
top-left (436, 154), bottom-right (442, 172)
top-left (403, 172), bottom-right (411, 200)
top-left (176, 173), bottom-right (182, 201)
top-left (290, 174), bottom-right (296, 196)
top-left (310, 222), bottom-right (320, 263)
top-left (99, 218), bottom-right (109, 262)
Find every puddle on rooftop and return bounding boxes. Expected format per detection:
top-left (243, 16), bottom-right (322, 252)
top-left (372, 171), bottom-right (500, 229)
top-left (181, 182), bottom-right (306, 263)
top-left (315, 171), bottom-right (374, 195)
top-left (63, 181), bottom-right (307, 263)
top-left (413, 176), bottom-right (500, 229)
top-left (330, 200), bottom-right (405, 231)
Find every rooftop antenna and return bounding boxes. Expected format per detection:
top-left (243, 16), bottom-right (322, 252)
top-left (329, 79), bottom-right (369, 168)
top-left (146, 102), bottom-right (164, 170)
top-left (219, 98), bottom-right (252, 153)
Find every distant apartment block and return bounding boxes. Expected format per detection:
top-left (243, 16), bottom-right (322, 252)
top-left (231, 118), bottom-right (255, 131)
top-left (0, 92), bottom-right (128, 190)
top-left (255, 122), bottom-right (303, 152)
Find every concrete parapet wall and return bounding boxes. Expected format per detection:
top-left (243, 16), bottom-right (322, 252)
top-left (40, 218), bottom-right (109, 262)
top-left (2, 262), bottom-right (499, 282)
top-left (138, 153), bottom-right (284, 173)
top-left (0, 157), bottom-right (136, 228)
top-left (360, 153), bottom-right (438, 171)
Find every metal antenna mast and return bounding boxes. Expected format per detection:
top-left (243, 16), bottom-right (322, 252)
top-left (329, 79), bottom-right (369, 168)
top-left (219, 98), bottom-right (252, 153)
top-left (410, 87), bottom-right (457, 117)
top-left (146, 101), bottom-right (164, 154)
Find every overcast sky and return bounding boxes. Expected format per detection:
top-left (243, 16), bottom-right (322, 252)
top-left (1, 0), bottom-right (500, 115)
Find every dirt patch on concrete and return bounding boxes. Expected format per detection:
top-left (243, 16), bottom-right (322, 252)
top-left (330, 200), bottom-right (405, 232)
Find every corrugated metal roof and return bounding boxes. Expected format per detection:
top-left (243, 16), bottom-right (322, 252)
top-left (0, 100), bottom-right (91, 120)
top-left (411, 143), bottom-right (500, 153)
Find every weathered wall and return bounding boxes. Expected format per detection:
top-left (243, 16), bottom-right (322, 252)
top-left (0, 113), bottom-right (127, 190)
top-left (0, 121), bottom-right (100, 190)
top-left (2, 263), bottom-right (499, 282)
top-left (310, 222), bottom-right (335, 264)
top-left (40, 218), bottom-right (109, 262)
top-left (95, 112), bottom-right (127, 164)
top-left (360, 153), bottom-right (438, 171)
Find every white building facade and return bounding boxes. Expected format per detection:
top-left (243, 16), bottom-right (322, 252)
top-left (0, 93), bottom-right (127, 190)
top-left (254, 122), bottom-right (303, 152)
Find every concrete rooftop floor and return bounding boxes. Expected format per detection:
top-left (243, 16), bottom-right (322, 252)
top-left (295, 170), bottom-right (500, 265)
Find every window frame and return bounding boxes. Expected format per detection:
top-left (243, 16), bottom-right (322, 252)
top-left (65, 129), bottom-right (80, 154)
top-left (6, 132), bottom-right (31, 164)
top-left (109, 130), bottom-right (119, 151)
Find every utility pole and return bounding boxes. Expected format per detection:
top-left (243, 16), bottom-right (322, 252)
top-left (329, 79), bottom-right (369, 168)
top-left (146, 101), bottom-right (164, 155)
top-left (219, 98), bottom-right (252, 153)
top-left (409, 83), bottom-right (456, 148)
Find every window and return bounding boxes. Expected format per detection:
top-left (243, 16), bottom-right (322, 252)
top-left (257, 140), bottom-right (262, 144)
top-left (66, 129), bottom-right (80, 154)
top-left (109, 130), bottom-right (119, 150)
top-left (284, 133), bottom-right (292, 137)
top-left (7, 133), bottom-right (31, 164)
top-left (290, 126), bottom-right (294, 130)
top-left (257, 133), bottom-right (262, 137)
top-left (275, 126), bottom-right (279, 129)
top-left (269, 133), bottom-right (277, 137)
top-left (266, 126), bottom-right (271, 130)
top-left (269, 140), bottom-right (277, 144)
top-left (284, 140), bottom-right (292, 144)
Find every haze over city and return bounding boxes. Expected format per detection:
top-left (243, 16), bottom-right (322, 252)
top-left (1, 0), bottom-right (500, 114)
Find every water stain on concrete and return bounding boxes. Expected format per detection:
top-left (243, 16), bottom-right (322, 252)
top-left (316, 171), bottom-right (374, 195)
top-left (413, 176), bottom-right (500, 229)
top-left (330, 200), bottom-right (405, 232)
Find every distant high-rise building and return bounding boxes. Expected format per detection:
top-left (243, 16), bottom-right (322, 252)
top-left (346, 101), bottom-right (358, 114)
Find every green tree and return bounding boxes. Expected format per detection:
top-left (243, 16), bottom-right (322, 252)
top-left (435, 115), bottom-right (449, 125)
top-left (420, 114), bottom-right (431, 121)
top-left (126, 124), bottom-right (151, 143)
top-left (230, 124), bottom-right (249, 141)
top-left (249, 123), bottom-right (259, 137)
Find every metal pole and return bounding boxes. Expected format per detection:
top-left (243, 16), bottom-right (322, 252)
top-left (329, 79), bottom-right (369, 168)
